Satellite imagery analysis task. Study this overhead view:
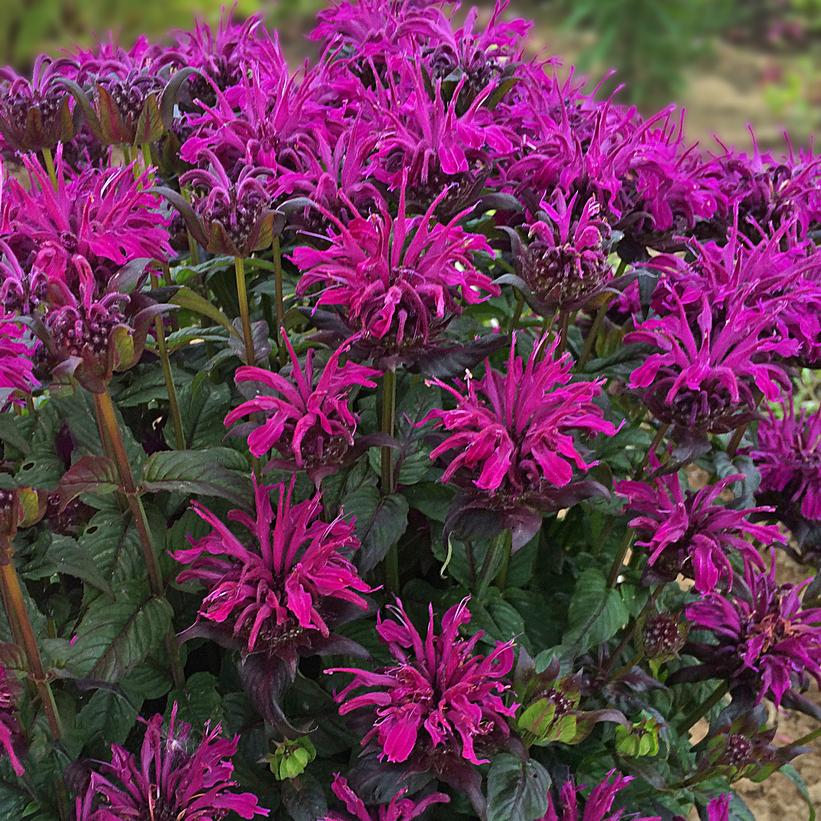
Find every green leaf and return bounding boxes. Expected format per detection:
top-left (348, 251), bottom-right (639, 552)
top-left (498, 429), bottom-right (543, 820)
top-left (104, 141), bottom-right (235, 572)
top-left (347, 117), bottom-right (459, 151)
top-left (342, 483), bottom-right (409, 573)
top-left (171, 286), bottom-right (239, 337)
top-left (167, 375), bottom-right (231, 450)
top-left (167, 672), bottom-right (222, 727)
top-left (72, 686), bottom-right (141, 751)
top-left (23, 534), bottom-right (113, 596)
top-left (0, 414), bottom-right (30, 454)
top-left (141, 448), bottom-right (251, 507)
top-left (67, 592), bottom-right (172, 682)
top-left (561, 567), bottom-right (629, 655)
top-left (486, 753), bottom-right (550, 821)
top-left (779, 765), bottom-right (816, 821)
top-left (79, 511), bottom-right (146, 589)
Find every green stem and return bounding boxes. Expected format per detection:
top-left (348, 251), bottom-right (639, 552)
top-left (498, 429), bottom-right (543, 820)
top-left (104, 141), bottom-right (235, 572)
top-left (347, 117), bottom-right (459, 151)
top-left (677, 681), bottom-right (729, 735)
top-left (578, 297), bottom-right (612, 369)
top-left (508, 291), bottom-right (525, 333)
top-left (638, 422), bottom-right (669, 476)
top-left (93, 390), bottom-right (184, 689)
top-left (477, 530), bottom-right (512, 600)
top-left (788, 726), bottom-right (821, 749)
top-left (603, 587), bottom-right (661, 679)
top-left (557, 309), bottom-right (570, 355)
top-left (41, 147), bottom-right (58, 190)
top-left (381, 368), bottom-right (399, 592)
top-left (609, 649), bottom-right (643, 684)
top-left (0, 536), bottom-right (62, 740)
top-left (726, 422), bottom-right (748, 458)
top-left (234, 256), bottom-right (256, 365)
top-left (272, 236), bottom-right (285, 333)
top-left (154, 317), bottom-right (185, 449)
top-left (607, 528), bottom-right (634, 588)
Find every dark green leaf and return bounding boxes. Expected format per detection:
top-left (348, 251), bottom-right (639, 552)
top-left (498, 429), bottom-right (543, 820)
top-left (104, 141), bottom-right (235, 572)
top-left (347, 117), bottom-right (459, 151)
top-left (486, 753), bottom-right (550, 821)
top-left (342, 484), bottom-right (409, 572)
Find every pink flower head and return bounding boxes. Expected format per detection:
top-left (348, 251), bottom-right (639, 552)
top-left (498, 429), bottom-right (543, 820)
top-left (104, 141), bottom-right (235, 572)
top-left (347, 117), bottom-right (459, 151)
top-left (541, 770), bottom-right (660, 821)
top-left (327, 597), bottom-right (516, 766)
top-left (8, 149), bottom-right (171, 292)
top-left (0, 664), bottom-right (24, 776)
top-left (74, 703), bottom-right (268, 820)
top-left (518, 191), bottom-right (614, 312)
top-left (0, 314), bottom-right (38, 399)
top-left (0, 239), bottom-right (49, 316)
top-left (0, 56), bottom-right (74, 152)
top-left (293, 178), bottom-right (497, 360)
top-left (627, 291), bottom-right (795, 434)
top-left (424, 334), bottom-right (617, 495)
top-left (706, 794), bottom-right (731, 821)
top-left (649, 221), bottom-right (821, 368)
top-left (173, 148), bottom-right (278, 258)
top-left (224, 330), bottom-right (380, 482)
top-left (752, 400), bottom-right (821, 524)
top-left (174, 477), bottom-right (372, 662)
top-left (616, 463), bottom-right (783, 592)
top-left (309, 0), bottom-right (450, 58)
top-left (685, 552), bottom-right (821, 706)
top-left (321, 774), bottom-right (449, 821)
top-left (370, 57), bottom-right (514, 203)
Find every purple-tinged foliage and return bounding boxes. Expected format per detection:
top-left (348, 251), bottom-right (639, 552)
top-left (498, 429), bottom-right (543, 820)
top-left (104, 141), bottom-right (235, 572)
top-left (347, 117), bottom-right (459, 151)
top-left (684, 553), bottom-right (821, 705)
top-left (174, 477), bottom-right (372, 665)
top-left (225, 330), bottom-right (380, 482)
top-left (74, 704), bottom-right (268, 819)
top-left (616, 463), bottom-right (782, 592)
top-left (321, 774), bottom-right (449, 821)
top-left (327, 598), bottom-right (516, 767)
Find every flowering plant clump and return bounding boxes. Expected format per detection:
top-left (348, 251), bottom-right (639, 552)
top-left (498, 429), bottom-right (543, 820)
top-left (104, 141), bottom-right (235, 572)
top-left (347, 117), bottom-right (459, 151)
top-left (0, 1), bottom-right (817, 820)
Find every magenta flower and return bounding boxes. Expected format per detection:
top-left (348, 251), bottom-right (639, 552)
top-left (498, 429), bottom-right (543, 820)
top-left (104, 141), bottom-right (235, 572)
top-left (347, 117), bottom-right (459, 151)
top-left (683, 553), bottom-right (821, 705)
top-left (8, 150), bottom-right (172, 291)
top-left (706, 794), bottom-right (731, 821)
top-left (38, 259), bottom-right (167, 393)
top-left (0, 314), bottom-right (38, 399)
top-left (369, 58), bottom-right (514, 206)
top-left (0, 56), bottom-right (74, 152)
top-left (293, 180), bottom-right (497, 363)
top-left (0, 664), bottom-right (24, 777)
top-left (74, 703), bottom-right (268, 820)
top-left (0, 240), bottom-right (49, 316)
top-left (161, 148), bottom-right (279, 258)
top-left (224, 330), bottom-right (380, 482)
top-left (424, 334), bottom-right (617, 495)
top-left (627, 292), bottom-right (795, 434)
top-left (309, 0), bottom-right (450, 58)
top-left (327, 597), bottom-right (516, 766)
top-left (513, 191), bottom-right (615, 313)
top-left (616, 465), bottom-right (782, 592)
top-left (540, 770), bottom-right (659, 821)
top-left (174, 477), bottom-right (372, 665)
top-left (752, 400), bottom-right (821, 524)
top-left (321, 774), bottom-right (449, 821)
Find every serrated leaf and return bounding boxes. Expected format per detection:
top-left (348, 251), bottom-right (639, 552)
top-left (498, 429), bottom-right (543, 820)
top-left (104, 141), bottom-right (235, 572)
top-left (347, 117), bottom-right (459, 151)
top-left (486, 753), bottom-right (550, 821)
top-left (0, 414), bottom-right (30, 454)
top-left (342, 484), bottom-right (409, 573)
top-left (80, 511), bottom-right (146, 589)
top-left (171, 286), bottom-right (238, 337)
top-left (561, 567), bottom-right (629, 655)
top-left (166, 375), bottom-right (231, 450)
top-left (23, 534), bottom-right (113, 596)
top-left (67, 593), bottom-right (172, 682)
top-left (141, 448), bottom-right (251, 507)
top-left (282, 774), bottom-right (328, 821)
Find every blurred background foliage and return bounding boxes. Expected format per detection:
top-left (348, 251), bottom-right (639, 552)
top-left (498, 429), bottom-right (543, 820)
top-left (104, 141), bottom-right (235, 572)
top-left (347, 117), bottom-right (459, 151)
top-left (0, 0), bottom-right (817, 146)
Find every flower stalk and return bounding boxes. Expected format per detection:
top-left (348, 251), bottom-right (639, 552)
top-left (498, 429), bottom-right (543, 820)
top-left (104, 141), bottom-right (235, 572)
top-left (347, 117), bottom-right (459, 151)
top-left (381, 367), bottom-right (398, 592)
top-left (676, 680), bottom-right (729, 735)
top-left (92, 389), bottom-right (184, 689)
top-left (40, 147), bottom-right (58, 191)
top-left (154, 316), bottom-right (185, 448)
top-left (234, 256), bottom-right (256, 365)
top-left (0, 535), bottom-right (62, 740)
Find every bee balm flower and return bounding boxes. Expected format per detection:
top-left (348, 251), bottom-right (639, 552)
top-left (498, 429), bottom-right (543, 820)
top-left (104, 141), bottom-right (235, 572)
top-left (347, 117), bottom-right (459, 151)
top-left (74, 704), bottom-right (268, 820)
top-left (327, 597), bottom-right (516, 767)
